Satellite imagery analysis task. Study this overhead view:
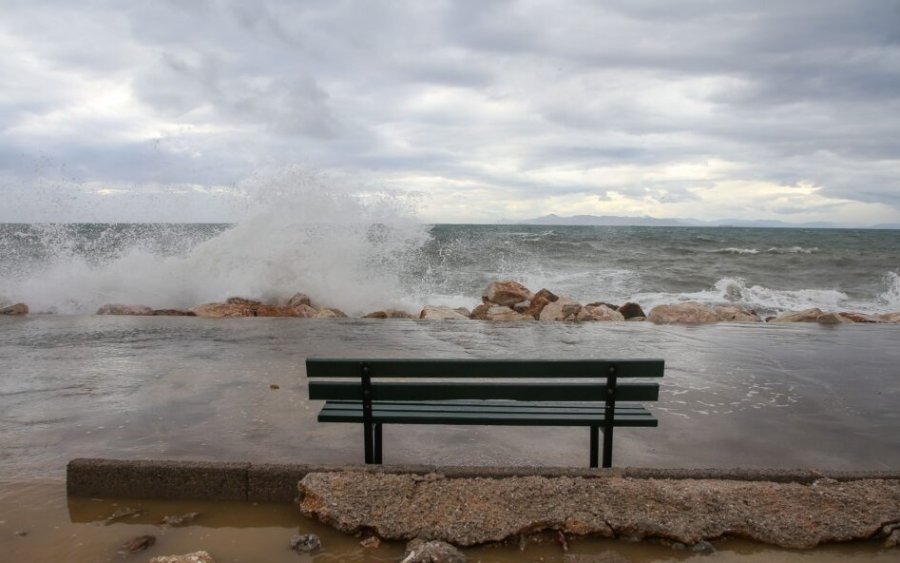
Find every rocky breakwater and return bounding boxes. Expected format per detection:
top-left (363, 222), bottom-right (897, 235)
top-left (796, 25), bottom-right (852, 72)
top-left (18, 278), bottom-right (895, 325)
top-left (298, 471), bottom-right (900, 550)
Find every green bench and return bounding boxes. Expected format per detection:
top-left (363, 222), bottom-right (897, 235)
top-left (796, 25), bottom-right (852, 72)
top-left (306, 358), bottom-right (664, 468)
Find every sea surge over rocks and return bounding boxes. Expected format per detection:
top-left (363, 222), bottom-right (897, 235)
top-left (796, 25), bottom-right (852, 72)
top-left (18, 278), bottom-right (893, 324)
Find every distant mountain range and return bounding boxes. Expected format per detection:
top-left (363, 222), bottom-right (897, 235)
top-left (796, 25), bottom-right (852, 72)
top-left (508, 213), bottom-right (900, 229)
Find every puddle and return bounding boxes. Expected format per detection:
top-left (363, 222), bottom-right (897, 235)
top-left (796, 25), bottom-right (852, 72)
top-left (1, 480), bottom-right (895, 562)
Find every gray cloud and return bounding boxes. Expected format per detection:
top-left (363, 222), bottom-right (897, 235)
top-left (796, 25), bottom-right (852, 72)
top-left (0, 0), bottom-right (898, 224)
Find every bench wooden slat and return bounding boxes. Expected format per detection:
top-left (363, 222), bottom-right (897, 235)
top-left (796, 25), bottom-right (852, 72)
top-left (309, 381), bottom-right (659, 402)
top-left (307, 358), bottom-right (664, 379)
top-left (319, 403), bottom-right (658, 427)
top-left (325, 399), bottom-right (651, 415)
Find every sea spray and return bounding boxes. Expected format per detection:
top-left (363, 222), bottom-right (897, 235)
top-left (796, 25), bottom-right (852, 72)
top-left (0, 169), bottom-right (431, 314)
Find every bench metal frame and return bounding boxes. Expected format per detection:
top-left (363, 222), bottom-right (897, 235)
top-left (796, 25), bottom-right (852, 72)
top-left (306, 358), bottom-right (663, 468)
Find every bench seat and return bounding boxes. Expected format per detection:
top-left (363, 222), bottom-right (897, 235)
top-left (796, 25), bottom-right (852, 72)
top-left (320, 399), bottom-right (658, 427)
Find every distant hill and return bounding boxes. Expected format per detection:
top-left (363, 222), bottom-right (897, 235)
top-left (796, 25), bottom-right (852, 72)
top-left (513, 214), bottom-right (687, 227)
top-left (507, 214), bottom-right (896, 229)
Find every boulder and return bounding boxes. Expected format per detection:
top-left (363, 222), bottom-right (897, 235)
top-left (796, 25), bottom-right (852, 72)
top-left (525, 289), bottom-right (559, 319)
top-left (316, 307), bottom-right (348, 319)
top-left (482, 281), bottom-right (532, 306)
top-left (419, 306), bottom-right (470, 320)
top-left (769, 308), bottom-right (825, 323)
top-left (96, 304), bottom-right (154, 316)
top-left (576, 304), bottom-right (624, 322)
top-left (286, 304), bottom-right (319, 318)
top-left (713, 306), bottom-right (761, 323)
top-left (626, 316), bottom-right (646, 322)
top-left (617, 302), bottom-right (645, 320)
top-left (363, 309), bottom-right (415, 319)
top-left (152, 309), bottom-right (195, 316)
top-left (401, 539), bottom-right (466, 563)
top-left (290, 533), bottom-right (322, 553)
top-left (648, 303), bottom-right (719, 324)
top-left (479, 305), bottom-right (534, 321)
top-left (117, 535), bottom-right (156, 556)
top-left (191, 302), bottom-right (253, 318)
top-left (150, 553), bottom-right (215, 563)
top-left (0, 302), bottom-right (29, 315)
top-left (877, 312), bottom-right (900, 323)
top-left (838, 312), bottom-right (880, 323)
top-left (286, 293), bottom-right (312, 308)
top-left (816, 312), bottom-right (850, 325)
top-left (539, 298), bottom-right (581, 321)
top-left (226, 296), bottom-right (262, 306)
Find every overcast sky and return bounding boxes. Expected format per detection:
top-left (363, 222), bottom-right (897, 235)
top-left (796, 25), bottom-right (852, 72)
top-left (2, 0), bottom-right (899, 225)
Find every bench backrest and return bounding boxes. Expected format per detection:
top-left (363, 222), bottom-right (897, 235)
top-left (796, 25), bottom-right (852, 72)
top-left (307, 359), bottom-right (663, 402)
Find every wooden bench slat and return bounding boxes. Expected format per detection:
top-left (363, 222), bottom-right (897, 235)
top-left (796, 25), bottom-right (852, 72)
top-left (309, 381), bottom-right (660, 402)
top-left (319, 405), bottom-right (658, 427)
top-left (307, 358), bottom-right (664, 379)
top-left (324, 399), bottom-right (651, 415)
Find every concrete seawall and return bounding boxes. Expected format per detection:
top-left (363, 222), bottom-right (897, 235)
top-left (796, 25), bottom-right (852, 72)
top-left (66, 458), bottom-right (900, 503)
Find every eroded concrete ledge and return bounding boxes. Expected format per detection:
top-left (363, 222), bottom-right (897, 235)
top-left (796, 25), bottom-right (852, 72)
top-left (298, 472), bottom-right (900, 549)
top-left (67, 458), bottom-right (900, 503)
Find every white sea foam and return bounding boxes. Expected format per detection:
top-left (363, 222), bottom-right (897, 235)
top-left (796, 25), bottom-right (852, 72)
top-left (712, 246), bottom-right (818, 255)
top-left (878, 271), bottom-right (900, 308)
top-left (3, 169), bottom-right (430, 315)
top-left (631, 277), bottom-right (854, 316)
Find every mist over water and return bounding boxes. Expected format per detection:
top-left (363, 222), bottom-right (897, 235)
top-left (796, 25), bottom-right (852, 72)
top-left (1, 171), bottom-right (899, 316)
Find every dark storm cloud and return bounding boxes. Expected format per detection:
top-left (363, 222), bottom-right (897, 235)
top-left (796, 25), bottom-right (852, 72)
top-left (0, 0), bottom-right (898, 223)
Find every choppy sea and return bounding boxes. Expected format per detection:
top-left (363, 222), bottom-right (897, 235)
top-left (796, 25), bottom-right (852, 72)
top-left (2, 222), bottom-right (899, 316)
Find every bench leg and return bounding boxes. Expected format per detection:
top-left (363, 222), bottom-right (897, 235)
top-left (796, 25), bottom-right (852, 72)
top-left (590, 426), bottom-right (599, 468)
top-left (374, 423), bottom-right (383, 464)
top-left (602, 426), bottom-right (613, 468)
top-left (363, 422), bottom-right (374, 464)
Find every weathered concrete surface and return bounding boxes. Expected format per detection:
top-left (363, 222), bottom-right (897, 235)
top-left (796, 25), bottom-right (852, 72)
top-left (297, 472), bottom-right (900, 549)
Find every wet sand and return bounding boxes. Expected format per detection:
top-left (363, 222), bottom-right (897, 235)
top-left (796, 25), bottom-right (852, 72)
top-left (3, 480), bottom-right (898, 562)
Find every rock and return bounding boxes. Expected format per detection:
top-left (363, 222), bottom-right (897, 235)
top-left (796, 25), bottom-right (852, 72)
top-left (838, 312), bottom-right (880, 323)
top-left (118, 535), bottom-right (156, 555)
top-left (769, 308), bottom-right (825, 323)
top-left (316, 307), bottom-right (348, 319)
top-left (289, 533), bottom-right (322, 552)
top-left (400, 539), bottom-right (466, 563)
top-left (472, 304), bottom-right (533, 321)
top-left (96, 304), bottom-right (154, 316)
top-left (364, 309), bottom-right (415, 319)
top-left (482, 281), bottom-right (532, 307)
top-left (648, 302), bottom-right (719, 324)
top-left (713, 306), bottom-right (760, 322)
top-left (877, 312), bottom-right (900, 323)
top-left (885, 528), bottom-right (900, 548)
top-left (617, 302), bottom-right (645, 320)
top-left (269, 384), bottom-right (280, 390)
top-left (252, 304), bottom-right (292, 317)
top-left (286, 304), bottom-right (319, 318)
top-left (286, 293), bottom-right (312, 308)
top-left (525, 289), bottom-right (559, 318)
top-left (0, 302), bottom-right (28, 315)
top-left (419, 306), bottom-right (470, 320)
top-left (14, 530), bottom-right (27, 537)
top-left (149, 551), bottom-right (215, 563)
top-left (360, 535), bottom-right (381, 548)
top-left (538, 298), bottom-right (581, 321)
top-left (161, 511), bottom-right (200, 526)
top-left (576, 304), bottom-right (624, 322)
top-left (152, 309), bottom-right (196, 316)
top-left (626, 316), bottom-right (646, 322)
top-left (104, 506), bottom-right (144, 525)
top-left (226, 297), bottom-right (261, 306)
top-left (191, 302), bottom-right (253, 318)
top-left (816, 312), bottom-right (850, 325)
top-left (690, 540), bottom-right (716, 553)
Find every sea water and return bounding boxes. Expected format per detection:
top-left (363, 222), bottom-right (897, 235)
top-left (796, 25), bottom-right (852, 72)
top-left (2, 182), bottom-right (899, 561)
top-left (2, 222), bottom-right (899, 316)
